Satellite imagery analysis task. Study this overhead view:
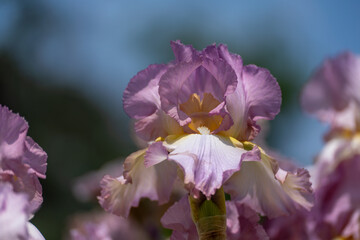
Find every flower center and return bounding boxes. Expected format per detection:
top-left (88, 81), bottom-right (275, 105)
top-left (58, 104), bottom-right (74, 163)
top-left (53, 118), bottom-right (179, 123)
top-left (197, 126), bottom-right (211, 135)
top-left (179, 93), bottom-right (223, 134)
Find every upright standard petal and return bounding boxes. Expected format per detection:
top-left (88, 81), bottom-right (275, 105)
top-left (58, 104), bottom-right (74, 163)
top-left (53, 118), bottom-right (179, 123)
top-left (123, 64), bottom-right (183, 141)
top-left (301, 52), bottom-right (360, 131)
top-left (159, 57), bottom-right (237, 132)
top-left (22, 137), bottom-right (47, 179)
top-left (0, 105), bottom-right (28, 161)
top-left (224, 64), bottom-right (281, 141)
top-left (224, 152), bottom-right (313, 218)
top-left (163, 134), bottom-right (246, 197)
top-left (98, 149), bottom-right (177, 217)
top-left (170, 40), bottom-right (199, 63)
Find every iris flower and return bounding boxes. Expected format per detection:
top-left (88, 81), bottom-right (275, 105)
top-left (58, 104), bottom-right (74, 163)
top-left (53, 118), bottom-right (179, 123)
top-left (293, 52), bottom-right (360, 239)
top-left (0, 105), bottom-right (47, 240)
top-left (0, 105), bottom-right (47, 213)
top-left (99, 41), bottom-right (312, 221)
top-left (302, 52), bottom-right (360, 186)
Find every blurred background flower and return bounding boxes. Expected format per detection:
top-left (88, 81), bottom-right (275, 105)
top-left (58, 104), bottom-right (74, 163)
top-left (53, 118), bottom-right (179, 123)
top-left (0, 1), bottom-right (359, 239)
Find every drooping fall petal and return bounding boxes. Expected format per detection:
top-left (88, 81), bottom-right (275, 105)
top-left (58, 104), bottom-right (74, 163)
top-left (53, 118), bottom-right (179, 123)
top-left (98, 149), bottom-right (177, 217)
top-left (163, 134), bottom-right (246, 197)
top-left (224, 152), bottom-right (313, 218)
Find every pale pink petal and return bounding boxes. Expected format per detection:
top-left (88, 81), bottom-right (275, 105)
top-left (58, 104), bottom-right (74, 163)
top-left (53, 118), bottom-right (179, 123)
top-left (224, 65), bottom-right (281, 141)
top-left (144, 141), bottom-right (168, 167)
top-left (276, 168), bottom-right (314, 211)
top-left (226, 201), bottom-right (269, 240)
top-left (313, 155), bottom-right (360, 238)
top-left (224, 154), bottom-right (313, 218)
top-left (123, 64), bottom-right (183, 141)
top-left (98, 149), bottom-right (177, 217)
top-left (0, 183), bottom-right (29, 240)
top-left (1, 160), bottom-right (43, 213)
top-left (164, 134), bottom-right (246, 197)
top-left (264, 210), bottom-right (312, 240)
top-left (160, 196), bottom-right (198, 240)
top-left (0, 105), bottom-right (28, 161)
top-left (217, 44), bottom-right (243, 78)
top-left (134, 109), bottom-right (184, 141)
top-left (159, 60), bottom-right (202, 126)
top-left (123, 64), bottom-right (165, 118)
top-left (159, 58), bottom-right (237, 129)
top-left (301, 52), bottom-right (360, 130)
top-left (22, 137), bottom-right (47, 179)
top-left (27, 223), bottom-right (45, 240)
top-left (313, 136), bottom-right (360, 187)
top-left (170, 40), bottom-right (199, 63)
top-left (342, 209), bottom-right (360, 240)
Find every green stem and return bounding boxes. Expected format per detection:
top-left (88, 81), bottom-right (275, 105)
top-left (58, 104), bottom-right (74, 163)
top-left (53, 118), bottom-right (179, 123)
top-left (188, 187), bottom-right (227, 240)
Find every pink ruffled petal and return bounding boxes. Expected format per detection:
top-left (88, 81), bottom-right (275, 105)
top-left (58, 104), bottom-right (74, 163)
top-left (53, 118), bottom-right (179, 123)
top-left (0, 105), bottom-right (47, 213)
top-left (226, 201), bottom-right (269, 240)
top-left (123, 64), bottom-right (165, 119)
top-left (170, 40), bottom-right (199, 63)
top-left (224, 153), bottom-right (313, 218)
top-left (313, 136), bottom-right (360, 187)
top-left (123, 64), bottom-right (183, 141)
top-left (164, 134), bottom-right (246, 197)
top-left (264, 210), bottom-right (311, 240)
top-left (301, 52), bottom-right (360, 130)
top-left (313, 155), bottom-right (360, 239)
top-left (224, 65), bottom-right (281, 141)
top-left (159, 56), bottom-right (237, 129)
top-left (134, 109), bottom-right (184, 141)
top-left (22, 137), bottom-right (47, 179)
top-left (98, 149), bottom-right (177, 217)
top-left (242, 65), bottom-right (282, 121)
top-left (0, 105), bottom-right (28, 160)
top-left (144, 141), bottom-right (168, 167)
top-left (160, 196), bottom-right (198, 240)
top-left (1, 159), bottom-right (43, 213)
top-left (159, 61), bottom-right (203, 126)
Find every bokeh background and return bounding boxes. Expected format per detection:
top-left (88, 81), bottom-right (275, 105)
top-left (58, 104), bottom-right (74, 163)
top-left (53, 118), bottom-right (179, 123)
top-left (1, 1), bottom-right (360, 239)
